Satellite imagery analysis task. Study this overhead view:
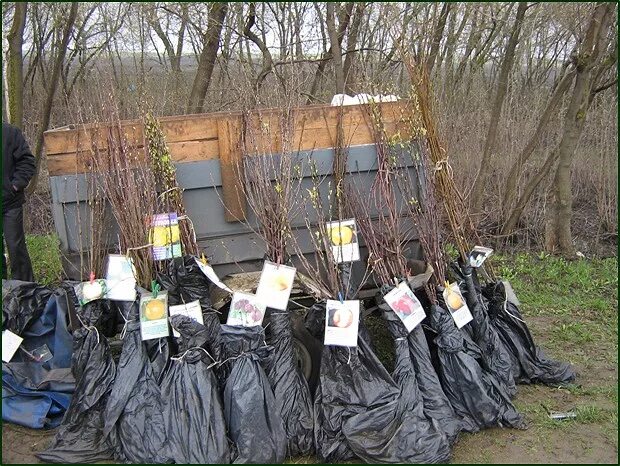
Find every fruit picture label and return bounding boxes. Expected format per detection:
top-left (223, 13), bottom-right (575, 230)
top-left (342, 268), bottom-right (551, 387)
top-left (324, 299), bottom-right (360, 347)
top-left (227, 292), bottom-right (267, 327)
top-left (75, 279), bottom-right (107, 306)
top-left (105, 254), bottom-right (137, 302)
top-left (325, 218), bottom-right (361, 263)
top-left (443, 283), bottom-right (473, 329)
top-left (255, 261), bottom-right (296, 311)
top-left (139, 291), bottom-right (170, 340)
top-left (150, 212), bottom-right (182, 260)
top-left (384, 281), bottom-right (426, 333)
top-left (169, 300), bottom-right (204, 337)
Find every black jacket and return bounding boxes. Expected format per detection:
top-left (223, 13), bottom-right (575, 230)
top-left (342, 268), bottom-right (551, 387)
top-left (3, 123), bottom-right (36, 212)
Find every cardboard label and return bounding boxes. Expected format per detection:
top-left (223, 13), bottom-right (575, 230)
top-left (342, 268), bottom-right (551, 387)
top-left (227, 292), bottom-right (267, 327)
top-left (326, 218), bottom-right (361, 263)
top-left (255, 261), bottom-right (296, 311)
top-left (105, 254), bottom-right (137, 301)
top-left (139, 291), bottom-right (170, 340)
top-left (443, 283), bottom-right (473, 329)
top-left (195, 257), bottom-right (233, 292)
top-left (324, 299), bottom-right (360, 347)
top-left (384, 282), bottom-right (426, 332)
top-left (169, 300), bottom-right (204, 338)
top-left (150, 213), bottom-right (182, 260)
top-left (2, 330), bottom-right (23, 362)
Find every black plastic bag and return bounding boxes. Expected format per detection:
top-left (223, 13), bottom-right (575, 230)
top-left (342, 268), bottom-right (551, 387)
top-left (455, 265), bottom-right (517, 398)
top-left (220, 324), bottom-right (287, 464)
top-left (483, 281), bottom-right (576, 386)
top-left (102, 301), bottom-right (170, 464)
top-left (397, 305), bottom-right (462, 445)
top-left (156, 255), bottom-right (213, 309)
top-left (430, 302), bottom-right (525, 433)
top-left (342, 313), bottom-right (452, 463)
top-left (2, 280), bottom-right (53, 336)
top-left (160, 315), bottom-right (230, 464)
top-left (310, 302), bottom-right (399, 463)
top-left (265, 311), bottom-right (314, 458)
top-left (37, 300), bottom-right (118, 463)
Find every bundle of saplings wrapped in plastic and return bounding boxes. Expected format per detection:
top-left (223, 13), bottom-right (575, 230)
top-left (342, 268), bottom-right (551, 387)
top-left (265, 305), bottom-right (315, 457)
top-left (220, 324), bottom-right (287, 463)
top-left (387, 128), bottom-right (525, 434)
top-left (233, 255), bottom-right (313, 459)
top-left (38, 299), bottom-right (118, 463)
top-left (451, 262), bottom-right (517, 397)
top-left (375, 274), bottom-right (463, 447)
top-left (237, 121), bottom-right (317, 460)
top-left (101, 299), bottom-right (171, 463)
top-left (161, 314), bottom-right (230, 464)
top-left (348, 114), bottom-right (463, 450)
top-left (430, 290), bottom-right (526, 432)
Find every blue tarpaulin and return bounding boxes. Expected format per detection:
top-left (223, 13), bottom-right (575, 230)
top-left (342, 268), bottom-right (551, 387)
top-left (2, 282), bottom-right (75, 429)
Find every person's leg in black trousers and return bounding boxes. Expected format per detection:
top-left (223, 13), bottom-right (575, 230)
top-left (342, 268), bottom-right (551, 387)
top-left (3, 206), bottom-right (34, 281)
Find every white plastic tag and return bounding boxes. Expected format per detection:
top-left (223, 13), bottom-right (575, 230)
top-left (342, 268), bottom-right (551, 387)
top-left (2, 330), bottom-right (23, 362)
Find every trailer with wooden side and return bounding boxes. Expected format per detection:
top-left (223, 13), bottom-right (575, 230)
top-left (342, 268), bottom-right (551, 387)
top-left (43, 100), bottom-right (423, 388)
top-left (44, 100), bottom-right (422, 281)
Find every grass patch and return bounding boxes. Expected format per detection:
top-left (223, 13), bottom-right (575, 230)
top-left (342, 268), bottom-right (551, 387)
top-left (575, 405), bottom-right (610, 424)
top-left (26, 234), bottom-right (63, 286)
top-left (494, 253), bottom-right (618, 321)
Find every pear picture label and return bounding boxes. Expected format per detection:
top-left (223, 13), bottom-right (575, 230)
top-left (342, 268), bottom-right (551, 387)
top-left (326, 218), bottom-right (361, 263)
top-left (443, 283), bottom-right (473, 328)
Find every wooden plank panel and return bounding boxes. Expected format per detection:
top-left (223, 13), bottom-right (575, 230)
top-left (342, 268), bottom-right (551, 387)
top-left (45, 101), bottom-right (414, 176)
top-left (217, 118), bottom-right (246, 222)
top-left (44, 116), bottom-right (220, 155)
top-left (47, 138), bottom-right (220, 176)
top-left (44, 100), bottom-right (409, 155)
top-left (46, 120), bottom-right (408, 176)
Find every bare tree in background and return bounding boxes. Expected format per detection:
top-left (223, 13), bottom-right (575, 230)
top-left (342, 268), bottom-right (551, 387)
top-left (27, 2), bottom-right (78, 195)
top-left (186, 2), bottom-right (227, 113)
top-left (470, 2), bottom-right (528, 214)
top-left (6, 1), bottom-right (27, 128)
top-left (544, 2), bottom-right (616, 255)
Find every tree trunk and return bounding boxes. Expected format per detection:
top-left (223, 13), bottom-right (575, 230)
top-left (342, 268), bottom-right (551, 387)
top-left (186, 3), bottom-right (228, 114)
top-left (425, 2), bottom-right (451, 74)
top-left (326, 2), bottom-right (345, 94)
top-left (545, 3), bottom-right (612, 255)
top-left (306, 2), bottom-right (353, 103)
top-left (27, 2), bottom-right (78, 195)
top-left (7, 2), bottom-right (28, 129)
top-left (470, 2), bottom-right (527, 213)
top-left (342, 3), bottom-right (365, 95)
top-left (501, 149), bottom-right (559, 237)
